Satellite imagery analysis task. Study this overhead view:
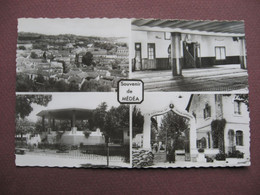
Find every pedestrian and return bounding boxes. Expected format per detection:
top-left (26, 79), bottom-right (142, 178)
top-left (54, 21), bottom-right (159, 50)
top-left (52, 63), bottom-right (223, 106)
top-left (168, 145), bottom-right (175, 163)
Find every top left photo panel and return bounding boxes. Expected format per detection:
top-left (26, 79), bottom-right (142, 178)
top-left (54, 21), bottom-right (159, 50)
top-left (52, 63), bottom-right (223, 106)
top-left (16, 18), bottom-right (131, 92)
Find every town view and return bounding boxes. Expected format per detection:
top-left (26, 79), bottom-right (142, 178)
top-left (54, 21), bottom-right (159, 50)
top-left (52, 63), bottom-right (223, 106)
top-left (16, 32), bottom-right (129, 92)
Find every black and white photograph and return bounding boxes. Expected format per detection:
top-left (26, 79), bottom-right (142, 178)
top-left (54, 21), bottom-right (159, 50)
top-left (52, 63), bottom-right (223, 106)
top-left (16, 18), bottom-right (130, 92)
top-left (131, 19), bottom-right (248, 92)
top-left (15, 93), bottom-right (130, 168)
top-left (132, 93), bottom-right (250, 168)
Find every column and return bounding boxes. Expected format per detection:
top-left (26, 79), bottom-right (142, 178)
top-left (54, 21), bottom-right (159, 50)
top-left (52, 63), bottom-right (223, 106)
top-left (48, 116), bottom-right (51, 133)
top-left (189, 118), bottom-right (198, 162)
top-left (142, 115), bottom-right (151, 150)
top-left (171, 32), bottom-right (182, 76)
top-left (240, 37), bottom-right (247, 69)
top-left (52, 119), bottom-right (55, 130)
top-left (71, 110), bottom-right (77, 134)
top-left (42, 116), bottom-right (45, 132)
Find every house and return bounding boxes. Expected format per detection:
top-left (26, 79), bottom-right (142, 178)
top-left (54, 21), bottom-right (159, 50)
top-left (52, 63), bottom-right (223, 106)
top-left (116, 46), bottom-right (129, 58)
top-left (131, 19), bottom-right (247, 75)
top-left (186, 94), bottom-right (250, 162)
top-left (139, 94), bottom-right (250, 165)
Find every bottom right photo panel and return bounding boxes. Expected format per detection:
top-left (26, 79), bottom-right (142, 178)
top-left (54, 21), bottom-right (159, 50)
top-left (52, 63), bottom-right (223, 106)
top-left (132, 93), bottom-right (250, 168)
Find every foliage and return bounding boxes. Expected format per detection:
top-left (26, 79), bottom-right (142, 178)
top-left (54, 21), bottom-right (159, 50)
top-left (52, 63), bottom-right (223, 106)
top-left (82, 52), bottom-right (93, 66)
top-left (198, 148), bottom-right (205, 153)
top-left (68, 81), bottom-right (79, 91)
top-left (30, 52), bottom-right (38, 59)
top-left (90, 103), bottom-right (129, 142)
top-left (16, 74), bottom-right (35, 92)
top-left (18, 46), bottom-right (26, 50)
top-left (223, 94), bottom-right (249, 111)
top-left (15, 118), bottom-right (35, 136)
top-left (132, 106), bottom-right (144, 137)
top-left (83, 130), bottom-right (91, 138)
top-left (16, 95), bottom-right (52, 119)
top-left (158, 111), bottom-right (189, 150)
top-left (215, 152), bottom-right (227, 161)
top-left (81, 80), bottom-right (111, 92)
top-left (211, 119), bottom-right (226, 153)
top-left (228, 150), bottom-right (244, 158)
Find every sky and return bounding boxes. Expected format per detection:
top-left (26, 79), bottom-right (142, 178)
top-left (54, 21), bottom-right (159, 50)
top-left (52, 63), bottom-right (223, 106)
top-left (27, 93), bottom-right (120, 122)
top-left (26, 92), bottom-right (191, 122)
top-left (136, 92), bottom-right (191, 127)
top-left (18, 18), bottom-right (131, 37)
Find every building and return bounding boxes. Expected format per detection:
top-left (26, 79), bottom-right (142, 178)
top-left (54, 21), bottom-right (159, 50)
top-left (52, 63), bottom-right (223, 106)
top-left (131, 19), bottom-right (247, 75)
top-left (138, 94), bottom-right (250, 165)
top-left (36, 108), bottom-right (105, 146)
top-left (186, 94), bottom-right (250, 162)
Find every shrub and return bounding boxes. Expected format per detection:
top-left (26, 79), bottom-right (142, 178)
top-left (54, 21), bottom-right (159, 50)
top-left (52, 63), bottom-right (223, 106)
top-left (205, 156), bottom-right (214, 163)
top-left (215, 153), bottom-right (227, 161)
top-left (228, 150), bottom-right (244, 158)
top-left (198, 148), bottom-right (204, 153)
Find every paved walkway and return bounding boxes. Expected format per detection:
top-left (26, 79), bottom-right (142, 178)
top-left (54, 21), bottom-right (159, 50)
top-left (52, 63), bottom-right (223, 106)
top-left (148, 159), bottom-right (250, 168)
top-left (131, 64), bottom-right (248, 92)
top-left (16, 153), bottom-right (130, 168)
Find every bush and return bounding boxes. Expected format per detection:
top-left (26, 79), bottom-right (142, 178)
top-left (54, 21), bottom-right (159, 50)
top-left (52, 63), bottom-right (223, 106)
top-left (205, 156), bottom-right (214, 163)
top-left (215, 153), bottom-right (227, 161)
top-left (228, 150), bottom-right (244, 158)
top-left (198, 148), bottom-right (204, 153)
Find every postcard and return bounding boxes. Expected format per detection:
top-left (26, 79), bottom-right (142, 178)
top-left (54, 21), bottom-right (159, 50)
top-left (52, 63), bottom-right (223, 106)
top-left (15, 18), bottom-right (250, 168)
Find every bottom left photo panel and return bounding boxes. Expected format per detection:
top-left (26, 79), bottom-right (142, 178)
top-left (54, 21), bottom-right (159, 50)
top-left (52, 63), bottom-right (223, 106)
top-left (15, 93), bottom-right (130, 168)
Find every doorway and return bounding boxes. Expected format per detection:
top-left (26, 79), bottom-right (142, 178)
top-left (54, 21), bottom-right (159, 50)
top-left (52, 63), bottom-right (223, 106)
top-left (147, 43), bottom-right (156, 69)
top-left (134, 43), bottom-right (142, 70)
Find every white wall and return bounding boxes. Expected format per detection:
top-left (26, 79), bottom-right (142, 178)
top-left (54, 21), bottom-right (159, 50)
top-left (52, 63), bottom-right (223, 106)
top-left (183, 34), bottom-right (241, 57)
top-left (132, 31), bottom-right (171, 59)
top-left (132, 30), bottom-right (242, 59)
top-left (188, 94), bottom-right (217, 130)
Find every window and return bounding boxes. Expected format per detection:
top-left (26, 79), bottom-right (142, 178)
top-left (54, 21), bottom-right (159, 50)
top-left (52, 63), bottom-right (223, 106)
top-left (147, 43), bottom-right (155, 60)
top-left (234, 101), bottom-right (241, 115)
top-left (197, 137), bottom-right (207, 149)
top-left (207, 132), bottom-right (211, 148)
top-left (164, 32), bottom-right (171, 40)
top-left (203, 103), bottom-right (211, 119)
top-left (215, 47), bottom-right (226, 60)
top-left (236, 130), bottom-right (243, 146)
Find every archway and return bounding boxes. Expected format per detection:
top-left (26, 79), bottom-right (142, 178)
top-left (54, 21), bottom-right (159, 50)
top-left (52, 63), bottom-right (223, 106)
top-left (142, 103), bottom-right (197, 162)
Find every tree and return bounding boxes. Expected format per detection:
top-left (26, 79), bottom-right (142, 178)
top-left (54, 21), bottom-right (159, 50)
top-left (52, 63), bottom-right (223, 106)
top-left (43, 51), bottom-right (47, 60)
top-left (132, 106), bottom-right (144, 138)
top-left (223, 94), bottom-right (249, 111)
top-left (211, 119), bottom-right (226, 153)
top-left (16, 95), bottom-right (52, 119)
top-left (158, 111), bottom-right (189, 150)
top-left (54, 80), bottom-right (69, 92)
top-left (68, 81), bottom-right (79, 92)
top-left (91, 102), bottom-right (108, 130)
top-left (30, 51), bottom-right (38, 59)
top-left (82, 52), bottom-right (93, 66)
top-left (16, 74), bottom-right (35, 92)
top-left (18, 46), bottom-right (26, 50)
top-left (15, 118), bottom-right (35, 145)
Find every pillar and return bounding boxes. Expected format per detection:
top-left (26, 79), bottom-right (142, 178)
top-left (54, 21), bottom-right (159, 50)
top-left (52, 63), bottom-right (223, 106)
top-left (171, 32), bottom-right (182, 76)
top-left (239, 37), bottom-right (247, 69)
top-left (52, 119), bottom-right (55, 130)
top-left (71, 110), bottom-right (77, 134)
top-left (48, 116), bottom-right (52, 133)
top-left (189, 117), bottom-right (198, 162)
top-left (143, 115), bottom-right (151, 150)
top-left (42, 116), bottom-right (45, 132)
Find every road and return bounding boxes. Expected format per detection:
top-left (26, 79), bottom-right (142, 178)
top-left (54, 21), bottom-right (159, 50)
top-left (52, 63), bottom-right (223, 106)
top-left (132, 64), bottom-right (248, 92)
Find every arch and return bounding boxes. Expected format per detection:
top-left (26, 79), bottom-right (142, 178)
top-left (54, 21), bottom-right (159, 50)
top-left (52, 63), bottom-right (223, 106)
top-left (142, 103), bottom-right (197, 162)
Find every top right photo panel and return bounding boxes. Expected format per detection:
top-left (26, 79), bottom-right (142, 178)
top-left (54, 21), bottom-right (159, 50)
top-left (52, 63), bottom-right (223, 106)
top-left (131, 19), bottom-right (248, 92)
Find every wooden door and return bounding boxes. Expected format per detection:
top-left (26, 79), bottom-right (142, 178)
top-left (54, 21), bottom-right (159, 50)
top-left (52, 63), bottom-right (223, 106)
top-left (134, 43), bottom-right (142, 70)
top-left (147, 43), bottom-right (156, 69)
